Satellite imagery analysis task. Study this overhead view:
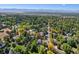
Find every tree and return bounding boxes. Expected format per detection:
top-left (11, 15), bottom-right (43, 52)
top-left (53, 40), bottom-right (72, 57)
top-left (30, 39), bottom-right (38, 53)
top-left (47, 50), bottom-right (54, 54)
top-left (38, 45), bottom-right (45, 54)
top-left (61, 43), bottom-right (71, 54)
top-left (67, 38), bottom-right (77, 48)
top-left (17, 22), bottom-right (26, 36)
top-left (16, 35), bottom-right (25, 45)
top-left (14, 45), bottom-right (26, 54)
top-left (57, 34), bottom-right (64, 44)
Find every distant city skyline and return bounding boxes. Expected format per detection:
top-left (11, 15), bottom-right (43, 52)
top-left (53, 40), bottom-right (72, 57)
top-left (0, 4), bottom-right (79, 10)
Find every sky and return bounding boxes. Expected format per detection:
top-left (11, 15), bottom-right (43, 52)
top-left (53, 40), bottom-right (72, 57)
top-left (0, 4), bottom-right (79, 10)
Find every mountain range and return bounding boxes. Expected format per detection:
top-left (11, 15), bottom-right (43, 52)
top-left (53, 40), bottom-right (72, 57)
top-left (0, 9), bottom-right (79, 13)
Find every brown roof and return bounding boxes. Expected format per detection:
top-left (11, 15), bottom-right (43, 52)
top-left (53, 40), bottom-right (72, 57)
top-left (0, 32), bottom-right (9, 39)
top-left (0, 28), bottom-right (11, 39)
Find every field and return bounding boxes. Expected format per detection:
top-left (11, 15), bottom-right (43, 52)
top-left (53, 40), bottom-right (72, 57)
top-left (0, 12), bottom-right (79, 54)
